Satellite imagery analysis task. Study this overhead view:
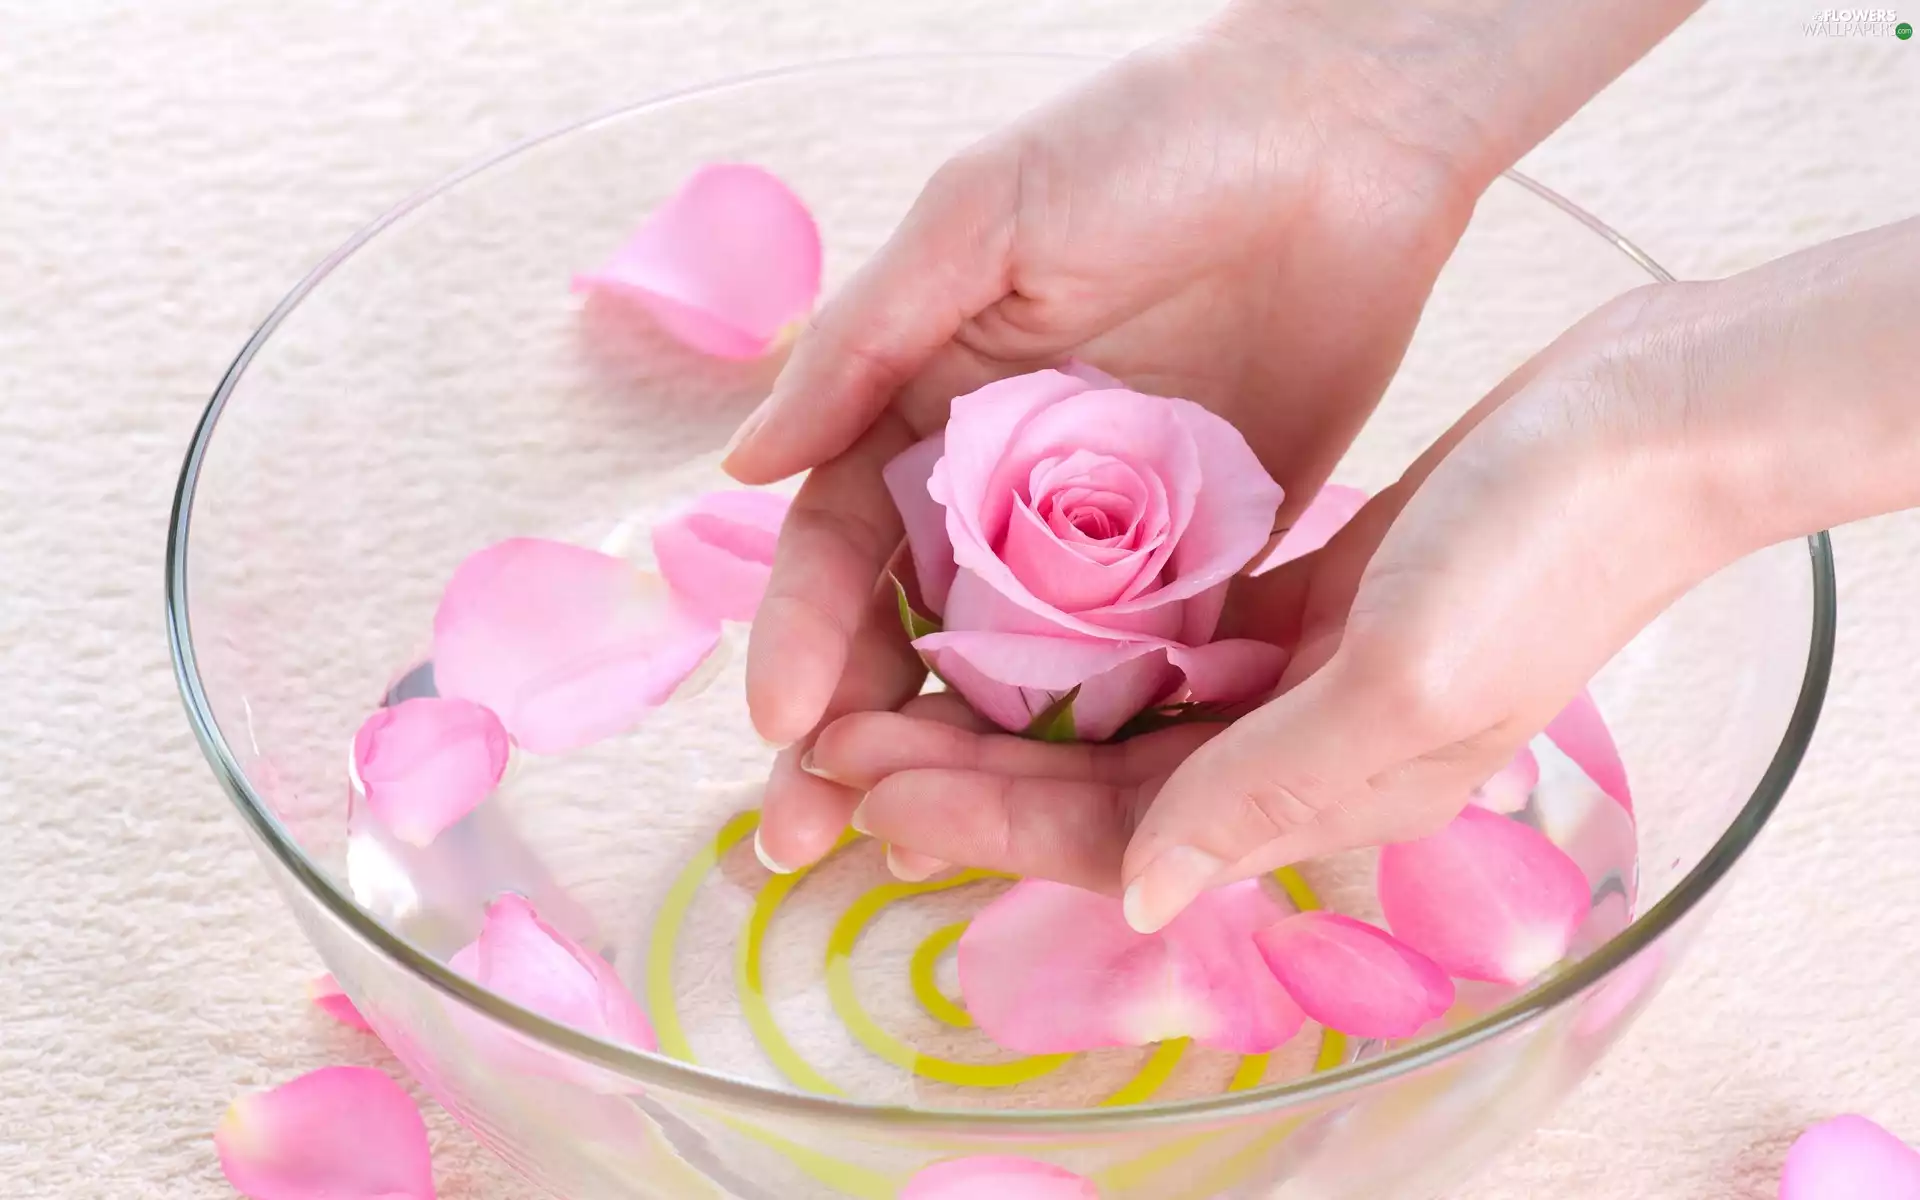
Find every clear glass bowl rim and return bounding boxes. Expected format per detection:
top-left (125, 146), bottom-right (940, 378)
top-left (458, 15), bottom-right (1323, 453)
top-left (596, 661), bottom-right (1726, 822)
top-left (165, 51), bottom-right (1836, 1134)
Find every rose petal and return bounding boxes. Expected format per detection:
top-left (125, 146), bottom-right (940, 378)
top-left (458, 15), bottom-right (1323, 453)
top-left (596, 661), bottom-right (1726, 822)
top-left (652, 489), bottom-right (790, 623)
top-left (903, 1157), bottom-right (1100, 1200)
top-left (451, 894), bottom-right (656, 1054)
top-left (958, 878), bottom-right (1304, 1054)
top-left (1167, 638), bottom-right (1287, 707)
top-left (884, 434), bottom-right (957, 614)
top-left (1781, 1115), bottom-right (1920, 1199)
top-left (932, 371), bottom-right (1100, 599)
top-left (1127, 398), bottom-right (1284, 607)
top-left (942, 561), bottom-right (1183, 643)
top-left (1545, 688), bottom-right (1633, 815)
top-left (1469, 745), bottom-right (1540, 814)
top-left (988, 387), bottom-right (1202, 607)
top-left (1254, 484), bottom-right (1368, 573)
top-left (1003, 499), bottom-right (1157, 612)
top-left (916, 629), bottom-right (1175, 741)
top-left (1060, 359), bottom-right (1124, 390)
top-left (432, 539), bottom-right (722, 754)
top-left (1253, 912), bottom-right (1454, 1040)
top-left (572, 163), bottom-right (821, 360)
top-left (309, 973), bottom-right (375, 1034)
top-left (1378, 807), bottom-right (1591, 985)
top-left (351, 697), bottom-right (510, 847)
top-left (215, 1067), bottom-right (434, 1200)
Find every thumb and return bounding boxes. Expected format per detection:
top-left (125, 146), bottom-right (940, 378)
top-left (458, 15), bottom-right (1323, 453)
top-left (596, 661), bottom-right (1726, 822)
top-left (722, 146), bottom-right (1019, 484)
top-left (1118, 645), bottom-right (1521, 934)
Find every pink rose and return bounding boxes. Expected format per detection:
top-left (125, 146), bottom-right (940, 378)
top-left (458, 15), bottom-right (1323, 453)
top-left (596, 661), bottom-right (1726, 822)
top-left (883, 365), bottom-right (1289, 741)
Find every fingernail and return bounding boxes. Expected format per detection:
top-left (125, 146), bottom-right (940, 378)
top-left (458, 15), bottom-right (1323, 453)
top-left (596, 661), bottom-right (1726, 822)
top-left (848, 800), bottom-right (873, 837)
top-left (753, 828), bottom-right (796, 875)
top-left (722, 397), bottom-right (773, 460)
top-left (798, 749), bottom-right (839, 782)
top-left (756, 729), bottom-right (792, 751)
top-left (1121, 845), bottom-right (1226, 935)
top-left (886, 846), bottom-right (948, 883)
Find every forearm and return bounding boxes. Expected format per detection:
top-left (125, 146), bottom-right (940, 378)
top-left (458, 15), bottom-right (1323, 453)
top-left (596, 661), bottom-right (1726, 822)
top-left (1209, 0), bottom-right (1706, 191)
top-left (1667, 217), bottom-right (1920, 556)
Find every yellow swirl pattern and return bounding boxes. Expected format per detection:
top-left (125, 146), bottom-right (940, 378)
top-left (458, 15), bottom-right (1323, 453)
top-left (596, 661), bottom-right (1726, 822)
top-left (644, 811), bottom-right (1348, 1197)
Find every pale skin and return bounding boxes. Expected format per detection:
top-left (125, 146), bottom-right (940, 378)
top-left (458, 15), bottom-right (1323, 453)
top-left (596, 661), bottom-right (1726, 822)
top-left (723, 0), bottom-right (1920, 934)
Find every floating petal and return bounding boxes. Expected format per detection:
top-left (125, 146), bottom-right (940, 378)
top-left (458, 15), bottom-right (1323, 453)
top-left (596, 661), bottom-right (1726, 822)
top-left (1378, 807), bottom-right (1591, 985)
top-left (573, 163), bottom-right (821, 359)
top-left (433, 539), bottom-right (721, 754)
top-left (351, 697), bottom-right (509, 846)
top-left (1469, 745), bottom-right (1540, 814)
top-left (958, 878), bottom-right (1302, 1054)
top-left (450, 893), bottom-right (656, 1055)
top-left (1253, 912), bottom-right (1454, 1040)
top-left (1545, 688), bottom-right (1633, 815)
top-left (652, 488), bottom-right (790, 622)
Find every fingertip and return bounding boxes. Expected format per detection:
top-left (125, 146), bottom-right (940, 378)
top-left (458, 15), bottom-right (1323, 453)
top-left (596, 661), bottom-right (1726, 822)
top-left (757, 746), bottom-right (862, 871)
top-left (745, 598), bottom-right (847, 746)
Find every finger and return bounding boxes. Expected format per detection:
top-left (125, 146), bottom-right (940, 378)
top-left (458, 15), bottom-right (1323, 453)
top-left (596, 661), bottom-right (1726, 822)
top-left (723, 148), bottom-right (1018, 483)
top-left (746, 414), bottom-right (921, 745)
top-left (810, 709), bottom-right (1219, 792)
top-left (1118, 640), bottom-right (1448, 932)
top-left (754, 747), bottom-right (861, 875)
top-left (851, 768), bottom-right (1149, 894)
top-left (752, 571), bottom-right (928, 871)
top-left (884, 846), bottom-right (951, 883)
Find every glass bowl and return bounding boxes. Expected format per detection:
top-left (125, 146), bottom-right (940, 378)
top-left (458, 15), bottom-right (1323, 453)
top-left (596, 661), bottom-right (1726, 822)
top-left (168, 54), bottom-right (1833, 1200)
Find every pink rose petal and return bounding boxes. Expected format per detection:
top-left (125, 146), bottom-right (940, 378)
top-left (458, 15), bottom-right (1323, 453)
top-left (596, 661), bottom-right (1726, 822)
top-left (1253, 912), bottom-right (1454, 1040)
top-left (572, 163), bottom-right (821, 360)
top-left (1168, 638), bottom-right (1287, 708)
top-left (308, 973), bottom-right (374, 1034)
top-left (351, 697), bottom-right (510, 847)
top-left (1254, 484), bottom-right (1369, 574)
top-left (432, 538), bottom-right (721, 754)
top-left (1060, 359), bottom-right (1124, 389)
top-left (1123, 397), bottom-right (1284, 609)
top-left (451, 894), bottom-right (656, 1055)
top-left (958, 878), bottom-right (1303, 1054)
top-left (215, 1066), bottom-right (434, 1200)
top-left (1545, 688), bottom-right (1633, 815)
top-left (1378, 807), bottom-right (1592, 985)
top-left (1469, 745), bottom-right (1540, 814)
top-left (652, 488), bottom-right (790, 623)
top-left (883, 433), bottom-right (957, 614)
top-left (1781, 1115), bottom-right (1920, 1199)
top-left (903, 1156), bottom-right (1099, 1199)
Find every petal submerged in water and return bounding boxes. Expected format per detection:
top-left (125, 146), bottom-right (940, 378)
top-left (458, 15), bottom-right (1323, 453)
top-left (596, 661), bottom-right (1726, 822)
top-left (958, 878), bottom-right (1303, 1054)
top-left (1377, 806), bottom-right (1591, 985)
top-left (572, 163), bottom-right (822, 360)
top-left (432, 538), bottom-right (721, 754)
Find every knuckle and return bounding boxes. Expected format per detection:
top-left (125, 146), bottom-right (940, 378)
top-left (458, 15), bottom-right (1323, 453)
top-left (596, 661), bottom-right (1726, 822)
top-left (1230, 774), bottom-right (1330, 841)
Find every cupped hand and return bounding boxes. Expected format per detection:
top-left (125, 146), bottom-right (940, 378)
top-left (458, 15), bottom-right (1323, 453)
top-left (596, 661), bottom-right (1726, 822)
top-left (724, 10), bottom-right (1500, 872)
top-left (808, 278), bottom-right (1746, 927)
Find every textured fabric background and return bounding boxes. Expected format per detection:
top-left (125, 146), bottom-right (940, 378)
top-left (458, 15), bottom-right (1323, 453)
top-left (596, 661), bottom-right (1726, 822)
top-left (2, 2), bottom-right (1917, 1197)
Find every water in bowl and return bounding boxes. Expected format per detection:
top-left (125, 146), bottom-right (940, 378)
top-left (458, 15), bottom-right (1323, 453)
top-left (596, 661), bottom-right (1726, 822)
top-left (344, 615), bottom-right (1638, 1112)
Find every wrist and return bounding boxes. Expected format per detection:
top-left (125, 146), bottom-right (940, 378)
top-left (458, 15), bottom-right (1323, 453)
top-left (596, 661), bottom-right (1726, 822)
top-left (1205, 0), bottom-right (1705, 195)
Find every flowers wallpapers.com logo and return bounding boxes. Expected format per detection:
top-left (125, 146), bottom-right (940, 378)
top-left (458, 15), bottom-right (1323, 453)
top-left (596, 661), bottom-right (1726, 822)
top-left (1805, 7), bottom-right (1912, 35)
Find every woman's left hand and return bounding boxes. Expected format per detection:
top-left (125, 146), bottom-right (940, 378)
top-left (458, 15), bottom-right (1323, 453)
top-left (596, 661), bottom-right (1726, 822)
top-left (806, 215), bottom-right (1920, 932)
